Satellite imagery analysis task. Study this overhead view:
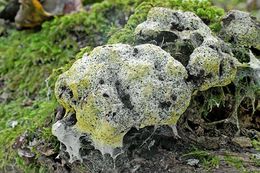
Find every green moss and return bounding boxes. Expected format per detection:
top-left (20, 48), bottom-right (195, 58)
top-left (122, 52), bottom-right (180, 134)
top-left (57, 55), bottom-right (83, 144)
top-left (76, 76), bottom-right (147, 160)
top-left (0, 0), bottom-right (136, 170)
top-left (0, 98), bottom-right (57, 171)
top-left (76, 94), bottom-right (99, 133)
top-left (250, 154), bottom-right (260, 167)
top-left (224, 155), bottom-right (246, 171)
top-left (92, 120), bottom-right (125, 147)
top-left (252, 139), bottom-right (260, 151)
top-left (76, 94), bottom-right (124, 146)
top-left (0, 0), bottom-right (7, 11)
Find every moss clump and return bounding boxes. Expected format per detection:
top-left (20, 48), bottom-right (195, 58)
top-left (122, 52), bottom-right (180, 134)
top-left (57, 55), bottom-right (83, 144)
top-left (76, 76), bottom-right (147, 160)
top-left (0, 99), bottom-right (57, 170)
top-left (0, 0), bottom-right (136, 170)
top-left (224, 155), bottom-right (246, 171)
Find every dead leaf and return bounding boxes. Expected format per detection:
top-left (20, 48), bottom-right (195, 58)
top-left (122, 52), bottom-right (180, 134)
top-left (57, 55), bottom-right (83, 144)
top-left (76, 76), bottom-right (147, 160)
top-left (15, 0), bottom-right (82, 29)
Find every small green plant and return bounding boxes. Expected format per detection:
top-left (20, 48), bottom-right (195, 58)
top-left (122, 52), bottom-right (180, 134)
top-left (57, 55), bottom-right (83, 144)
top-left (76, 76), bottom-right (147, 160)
top-left (252, 139), bottom-right (260, 151)
top-left (181, 148), bottom-right (220, 170)
top-left (250, 154), bottom-right (260, 167)
top-left (224, 155), bottom-right (245, 172)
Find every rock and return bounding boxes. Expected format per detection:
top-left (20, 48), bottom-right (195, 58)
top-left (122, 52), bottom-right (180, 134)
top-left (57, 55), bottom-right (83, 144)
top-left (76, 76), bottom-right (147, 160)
top-left (18, 148), bottom-right (35, 164)
top-left (186, 43), bottom-right (238, 91)
top-left (15, 0), bottom-right (51, 29)
top-left (53, 43), bottom-right (192, 160)
top-left (12, 132), bottom-right (28, 149)
top-left (55, 106), bottom-right (66, 122)
top-left (39, 148), bottom-right (55, 157)
top-left (18, 148), bottom-right (35, 158)
top-left (135, 7), bottom-right (239, 91)
top-left (0, 0), bottom-right (20, 21)
top-left (232, 136), bottom-right (253, 148)
top-left (187, 159), bottom-right (200, 166)
top-left (220, 10), bottom-right (260, 50)
top-left (0, 91), bottom-right (10, 102)
top-left (135, 7), bottom-right (211, 67)
top-left (1, 0), bottom-right (82, 29)
top-left (7, 120), bottom-right (18, 128)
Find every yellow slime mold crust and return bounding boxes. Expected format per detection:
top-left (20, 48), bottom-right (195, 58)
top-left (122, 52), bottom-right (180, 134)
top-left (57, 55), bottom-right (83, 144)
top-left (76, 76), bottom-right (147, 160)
top-left (76, 94), bottom-right (124, 147)
top-left (124, 63), bottom-right (152, 81)
top-left (55, 43), bottom-right (192, 153)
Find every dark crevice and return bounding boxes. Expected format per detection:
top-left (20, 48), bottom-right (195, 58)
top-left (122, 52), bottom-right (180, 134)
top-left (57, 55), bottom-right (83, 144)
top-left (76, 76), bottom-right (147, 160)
top-left (186, 69), bottom-right (205, 86)
top-left (222, 13), bottom-right (235, 26)
top-left (65, 113), bottom-right (77, 126)
top-left (115, 80), bottom-right (134, 110)
top-left (170, 21), bottom-right (184, 31)
top-left (133, 48), bottom-right (138, 56)
top-left (250, 46), bottom-right (260, 56)
top-left (159, 101), bottom-right (172, 111)
top-left (191, 32), bottom-right (204, 47)
top-left (103, 93), bottom-right (109, 98)
top-left (162, 40), bottom-right (194, 67)
top-left (204, 105), bottom-right (231, 122)
top-left (187, 120), bottom-right (199, 130)
top-left (171, 94), bottom-right (177, 101)
top-left (154, 31), bottom-right (179, 44)
top-left (99, 79), bottom-right (105, 84)
top-left (59, 86), bottom-right (73, 99)
top-left (219, 60), bottom-right (224, 77)
top-left (209, 45), bottom-right (218, 51)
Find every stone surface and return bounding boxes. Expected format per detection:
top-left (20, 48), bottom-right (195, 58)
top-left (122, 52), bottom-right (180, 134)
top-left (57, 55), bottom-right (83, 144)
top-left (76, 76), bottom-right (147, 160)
top-left (135, 7), bottom-right (239, 91)
top-left (232, 137), bottom-right (253, 148)
top-left (187, 159), bottom-right (199, 166)
top-left (220, 10), bottom-right (260, 50)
